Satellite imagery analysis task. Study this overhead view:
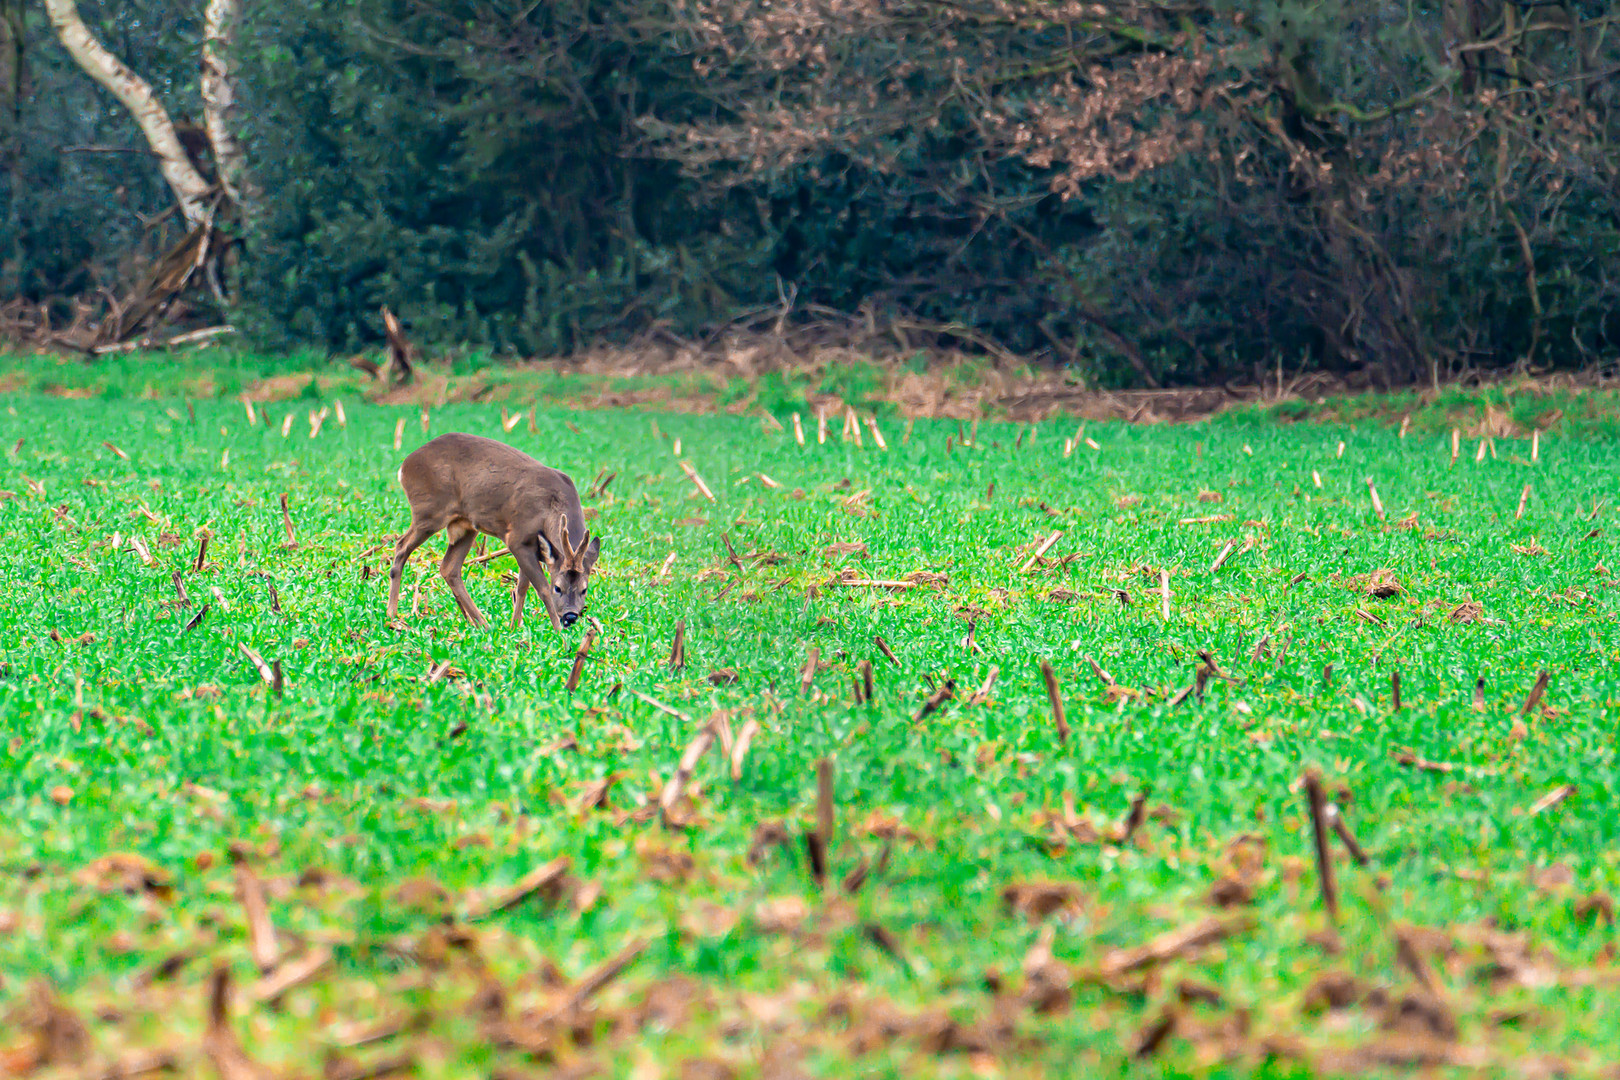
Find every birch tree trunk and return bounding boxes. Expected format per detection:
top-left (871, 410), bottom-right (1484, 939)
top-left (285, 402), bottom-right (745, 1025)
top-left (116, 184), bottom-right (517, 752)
top-left (43, 0), bottom-right (214, 228)
top-left (202, 0), bottom-right (252, 204)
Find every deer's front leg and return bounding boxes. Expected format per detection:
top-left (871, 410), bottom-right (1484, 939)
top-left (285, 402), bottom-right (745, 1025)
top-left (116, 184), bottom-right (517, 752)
top-left (510, 572), bottom-right (530, 629)
top-left (509, 541), bottom-right (565, 633)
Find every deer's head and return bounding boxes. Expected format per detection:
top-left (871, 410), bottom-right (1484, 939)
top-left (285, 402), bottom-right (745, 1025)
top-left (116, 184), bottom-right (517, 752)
top-left (538, 515), bottom-right (601, 628)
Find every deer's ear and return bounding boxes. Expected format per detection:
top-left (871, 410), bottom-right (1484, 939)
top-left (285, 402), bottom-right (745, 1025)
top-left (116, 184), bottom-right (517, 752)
top-left (582, 535), bottom-right (601, 573)
top-left (536, 531), bottom-right (557, 563)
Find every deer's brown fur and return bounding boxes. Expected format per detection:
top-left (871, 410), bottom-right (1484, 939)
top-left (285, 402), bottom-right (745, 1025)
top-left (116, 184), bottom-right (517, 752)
top-left (388, 432), bottom-right (600, 630)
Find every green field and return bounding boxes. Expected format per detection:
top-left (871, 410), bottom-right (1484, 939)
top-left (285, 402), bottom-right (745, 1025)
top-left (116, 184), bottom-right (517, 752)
top-left (2, 390), bottom-right (1617, 1078)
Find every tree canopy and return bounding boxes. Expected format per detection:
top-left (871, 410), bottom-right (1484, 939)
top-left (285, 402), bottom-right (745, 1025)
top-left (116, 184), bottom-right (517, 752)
top-left (4, 0), bottom-right (1618, 386)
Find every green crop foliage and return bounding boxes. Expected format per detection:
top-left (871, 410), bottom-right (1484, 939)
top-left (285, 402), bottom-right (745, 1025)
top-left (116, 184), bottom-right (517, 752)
top-left (1, 391), bottom-right (1616, 1076)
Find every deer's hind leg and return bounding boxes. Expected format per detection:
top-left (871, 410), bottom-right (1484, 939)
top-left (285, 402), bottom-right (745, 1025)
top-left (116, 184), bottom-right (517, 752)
top-left (440, 520), bottom-right (488, 627)
top-left (388, 519), bottom-right (441, 618)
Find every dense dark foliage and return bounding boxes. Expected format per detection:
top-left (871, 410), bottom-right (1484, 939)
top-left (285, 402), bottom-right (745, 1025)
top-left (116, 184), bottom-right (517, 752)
top-left (4, 0), bottom-right (1619, 385)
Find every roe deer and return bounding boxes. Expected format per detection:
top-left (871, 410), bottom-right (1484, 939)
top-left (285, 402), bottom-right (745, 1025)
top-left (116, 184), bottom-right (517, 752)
top-left (388, 433), bottom-right (600, 630)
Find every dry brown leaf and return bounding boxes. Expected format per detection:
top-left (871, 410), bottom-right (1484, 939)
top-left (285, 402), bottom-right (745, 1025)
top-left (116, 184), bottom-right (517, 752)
top-left (1001, 881), bottom-right (1083, 920)
top-left (1446, 601), bottom-right (1484, 624)
top-left (74, 853), bottom-right (174, 901)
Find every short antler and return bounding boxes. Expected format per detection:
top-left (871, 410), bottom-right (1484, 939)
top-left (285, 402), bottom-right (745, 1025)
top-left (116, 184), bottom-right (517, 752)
top-left (557, 514), bottom-right (591, 569)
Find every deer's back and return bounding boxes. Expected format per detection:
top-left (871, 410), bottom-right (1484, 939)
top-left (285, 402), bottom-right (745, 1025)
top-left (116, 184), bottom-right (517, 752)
top-left (400, 433), bottom-right (579, 530)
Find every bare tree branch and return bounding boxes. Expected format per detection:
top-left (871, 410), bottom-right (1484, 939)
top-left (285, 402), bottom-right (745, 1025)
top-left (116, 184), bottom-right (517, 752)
top-left (44, 0), bottom-right (214, 227)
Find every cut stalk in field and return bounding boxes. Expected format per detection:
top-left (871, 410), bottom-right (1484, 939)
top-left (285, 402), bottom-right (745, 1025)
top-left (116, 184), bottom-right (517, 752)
top-left (464, 857), bottom-right (571, 919)
top-left (1039, 660), bottom-right (1070, 744)
top-left (238, 644), bottom-right (275, 685)
top-left (1532, 429), bottom-right (1540, 463)
top-left (867, 415), bottom-right (887, 449)
top-left (816, 757), bottom-right (835, 861)
top-left (393, 418), bottom-right (405, 451)
top-left (1528, 784), bottom-right (1576, 815)
top-left (1085, 655), bottom-right (1114, 687)
top-left (1516, 483), bottom-right (1531, 520)
top-left (251, 947), bottom-right (334, 1007)
top-left (1210, 540), bottom-right (1237, 572)
top-left (1159, 569), bottom-right (1171, 620)
top-left (968, 665), bottom-right (999, 705)
top-left (800, 647), bottom-right (819, 695)
top-left (1020, 529), bottom-right (1063, 573)
top-left (1325, 804), bottom-right (1370, 867)
top-left (1450, 428), bottom-right (1459, 465)
top-left (203, 966), bottom-right (265, 1080)
top-left (230, 850), bottom-right (280, 972)
top-left (1521, 670), bottom-right (1550, 715)
top-left (857, 659), bottom-right (874, 704)
top-left (913, 680), bottom-right (954, 722)
top-left (659, 720), bottom-right (718, 824)
top-left (874, 635), bottom-right (901, 668)
top-left (632, 690), bottom-right (690, 722)
top-left (730, 718), bottom-right (759, 781)
top-left (280, 494), bottom-right (296, 547)
top-left (1302, 770), bottom-right (1339, 918)
top-left (565, 628), bottom-right (595, 693)
top-left (1391, 670), bottom-right (1401, 711)
top-left (668, 620), bottom-right (685, 670)
top-left (679, 460), bottom-right (716, 502)
top-left (816, 409), bottom-right (827, 445)
top-left (1366, 478), bottom-right (1384, 520)
top-left (562, 938), bottom-right (648, 1014)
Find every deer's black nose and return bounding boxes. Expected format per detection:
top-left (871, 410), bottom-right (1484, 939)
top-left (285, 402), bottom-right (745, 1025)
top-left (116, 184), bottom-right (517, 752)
top-left (560, 611), bottom-right (578, 628)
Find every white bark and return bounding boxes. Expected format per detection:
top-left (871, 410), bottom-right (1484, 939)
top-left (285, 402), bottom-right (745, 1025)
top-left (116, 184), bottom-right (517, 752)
top-left (202, 0), bottom-right (253, 204)
top-left (45, 0), bottom-right (214, 227)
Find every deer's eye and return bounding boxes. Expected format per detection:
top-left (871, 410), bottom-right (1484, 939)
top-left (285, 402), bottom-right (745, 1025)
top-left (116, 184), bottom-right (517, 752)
top-left (553, 584), bottom-right (561, 595)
